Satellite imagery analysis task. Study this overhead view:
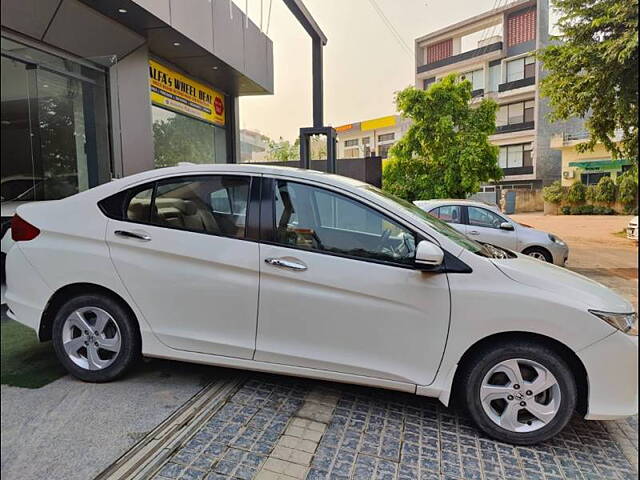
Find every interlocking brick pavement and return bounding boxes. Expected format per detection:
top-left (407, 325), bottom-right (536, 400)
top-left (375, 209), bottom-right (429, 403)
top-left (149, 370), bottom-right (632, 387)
top-left (150, 375), bottom-right (637, 480)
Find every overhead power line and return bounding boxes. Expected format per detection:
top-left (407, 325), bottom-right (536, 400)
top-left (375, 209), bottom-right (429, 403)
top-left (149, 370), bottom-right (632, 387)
top-left (366, 0), bottom-right (414, 59)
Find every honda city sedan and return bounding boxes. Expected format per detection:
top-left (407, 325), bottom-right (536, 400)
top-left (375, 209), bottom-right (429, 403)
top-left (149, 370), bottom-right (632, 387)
top-left (5, 164), bottom-right (637, 445)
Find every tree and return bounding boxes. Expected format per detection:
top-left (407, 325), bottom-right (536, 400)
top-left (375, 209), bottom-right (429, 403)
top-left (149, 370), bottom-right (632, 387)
top-left (616, 170), bottom-right (638, 206)
top-left (594, 176), bottom-right (617, 203)
top-left (538, 0), bottom-right (638, 160)
top-left (566, 181), bottom-right (587, 204)
top-left (383, 74), bottom-right (502, 201)
top-left (542, 180), bottom-right (565, 204)
top-left (266, 137), bottom-right (300, 162)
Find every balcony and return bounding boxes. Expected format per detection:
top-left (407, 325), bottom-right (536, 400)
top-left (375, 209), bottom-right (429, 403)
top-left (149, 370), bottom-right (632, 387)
top-left (471, 88), bottom-right (485, 98)
top-left (495, 121), bottom-right (535, 134)
top-left (503, 166), bottom-right (534, 176)
top-left (417, 41), bottom-right (502, 74)
top-left (498, 76), bottom-right (535, 92)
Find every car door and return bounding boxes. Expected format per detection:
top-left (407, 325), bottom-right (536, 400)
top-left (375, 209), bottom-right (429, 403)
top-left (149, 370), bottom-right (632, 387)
top-left (255, 178), bottom-right (451, 386)
top-left (465, 205), bottom-right (518, 250)
top-left (429, 205), bottom-right (466, 234)
top-left (105, 174), bottom-right (260, 359)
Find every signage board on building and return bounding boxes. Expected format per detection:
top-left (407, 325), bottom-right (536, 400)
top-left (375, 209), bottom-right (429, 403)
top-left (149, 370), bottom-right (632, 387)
top-left (149, 59), bottom-right (225, 126)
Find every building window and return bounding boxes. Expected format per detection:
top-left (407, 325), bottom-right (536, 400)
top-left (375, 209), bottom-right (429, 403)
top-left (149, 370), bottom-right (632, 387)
top-left (499, 143), bottom-right (533, 168)
top-left (506, 55), bottom-right (535, 82)
top-left (378, 133), bottom-right (395, 143)
top-left (581, 172), bottom-right (610, 186)
top-left (1, 37), bottom-right (111, 203)
top-left (460, 69), bottom-right (484, 91)
top-left (344, 139), bottom-right (358, 147)
top-left (488, 63), bottom-right (501, 92)
top-left (378, 143), bottom-right (393, 159)
top-left (152, 106), bottom-right (227, 168)
top-left (507, 9), bottom-right (536, 46)
top-left (497, 100), bottom-right (535, 127)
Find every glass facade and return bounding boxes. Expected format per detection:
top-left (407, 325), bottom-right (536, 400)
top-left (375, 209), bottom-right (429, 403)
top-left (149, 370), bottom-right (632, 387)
top-left (151, 105), bottom-right (227, 167)
top-left (1, 37), bottom-right (110, 203)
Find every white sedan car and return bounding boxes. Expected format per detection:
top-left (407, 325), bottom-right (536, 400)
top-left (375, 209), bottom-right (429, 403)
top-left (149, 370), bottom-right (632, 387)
top-left (414, 199), bottom-right (569, 266)
top-left (5, 164), bottom-right (637, 445)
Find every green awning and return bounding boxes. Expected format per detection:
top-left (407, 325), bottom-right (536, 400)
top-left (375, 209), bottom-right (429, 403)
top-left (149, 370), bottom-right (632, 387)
top-left (568, 159), bottom-right (631, 171)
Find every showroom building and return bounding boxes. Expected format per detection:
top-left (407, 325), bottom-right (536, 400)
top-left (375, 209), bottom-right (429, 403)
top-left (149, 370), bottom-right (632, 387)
top-left (1, 0), bottom-right (277, 203)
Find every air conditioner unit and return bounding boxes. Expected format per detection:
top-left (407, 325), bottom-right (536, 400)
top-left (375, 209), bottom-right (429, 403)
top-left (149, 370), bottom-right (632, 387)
top-left (563, 170), bottom-right (575, 179)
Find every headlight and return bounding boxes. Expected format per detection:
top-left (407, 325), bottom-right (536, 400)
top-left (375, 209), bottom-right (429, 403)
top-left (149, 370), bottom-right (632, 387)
top-left (589, 310), bottom-right (638, 336)
top-left (548, 234), bottom-right (566, 246)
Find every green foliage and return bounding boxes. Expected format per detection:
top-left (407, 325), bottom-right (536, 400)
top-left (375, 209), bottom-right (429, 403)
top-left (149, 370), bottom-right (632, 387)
top-left (267, 137), bottom-right (300, 162)
top-left (561, 205), bottom-right (572, 215)
top-left (542, 181), bottom-right (565, 204)
top-left (566, 181), bottom-right (587, 205)
top-left (565, 204), bottom-right (617, 215)
top-left (152, 114), bottom-right (218, 167)
top-left (594, 176), bottom-right (617, 204)
top-left (586, 185), bottom-right (598, 203)
top-left (538, 0), bottom-right (638, 161)
top-left (382, 156), bottom-right (432, 202)
top-left (617, 171), bottom-right (638, 206)
top-left (382, 74), bottom-right (502, 200)
top-left (623, 205), bottom-right (638, 215)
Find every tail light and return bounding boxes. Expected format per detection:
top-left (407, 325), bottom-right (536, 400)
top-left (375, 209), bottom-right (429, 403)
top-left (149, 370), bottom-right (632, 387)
top-left (11, 214), bottom-right (40, 242)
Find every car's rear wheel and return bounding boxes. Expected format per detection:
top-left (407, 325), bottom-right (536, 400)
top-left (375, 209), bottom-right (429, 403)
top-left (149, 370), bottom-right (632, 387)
top-left (523, 246), bottom-right (553, 263)
top-left (52, 294), bottom-right (140, 382)
top-left (460, 341), bottom-right (576, 445)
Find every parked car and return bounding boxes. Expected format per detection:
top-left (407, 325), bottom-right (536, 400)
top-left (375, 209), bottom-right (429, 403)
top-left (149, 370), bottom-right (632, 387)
top-left (414, 199), bottom-right (569, 266)
top-left (1, 175), bottom-right (78, 278)
top-left (627, 216), bottom-right (638, 242)
top-left (5, 164), bottom-right (637, 445)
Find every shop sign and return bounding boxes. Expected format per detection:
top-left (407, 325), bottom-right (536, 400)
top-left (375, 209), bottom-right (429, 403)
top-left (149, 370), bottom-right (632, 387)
top-left (149, 59), bottom-right (225, 126)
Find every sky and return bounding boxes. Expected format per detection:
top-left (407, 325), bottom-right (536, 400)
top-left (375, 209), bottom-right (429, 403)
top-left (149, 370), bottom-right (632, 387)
top-left (237, 0), bottom-right (515, 142)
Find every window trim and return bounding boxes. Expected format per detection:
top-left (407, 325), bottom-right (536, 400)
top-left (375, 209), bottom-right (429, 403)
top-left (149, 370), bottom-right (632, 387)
top-left (98, 173), bottom-right (260, 242)
top-left (260, 177), bottom-right (425, 270)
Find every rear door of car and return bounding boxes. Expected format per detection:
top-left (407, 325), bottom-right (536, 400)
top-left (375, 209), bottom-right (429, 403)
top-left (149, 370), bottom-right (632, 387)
top-left (428, 204), bottom-right (467, 235)
top-left (103, 174), bottom-right (260, 359)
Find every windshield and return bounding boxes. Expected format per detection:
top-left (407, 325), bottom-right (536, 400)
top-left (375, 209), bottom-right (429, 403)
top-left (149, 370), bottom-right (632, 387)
top-left (363, 186), bottom-right (496, 257)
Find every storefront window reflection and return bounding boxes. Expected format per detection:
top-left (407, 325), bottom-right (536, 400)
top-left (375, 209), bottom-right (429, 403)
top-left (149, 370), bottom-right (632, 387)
top-left (152, 105), bottom-right (227, 167)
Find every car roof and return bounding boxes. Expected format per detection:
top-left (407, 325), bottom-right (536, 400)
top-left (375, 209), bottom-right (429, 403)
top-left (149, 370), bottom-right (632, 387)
top-left (414, 199), bottom-right (500, 210)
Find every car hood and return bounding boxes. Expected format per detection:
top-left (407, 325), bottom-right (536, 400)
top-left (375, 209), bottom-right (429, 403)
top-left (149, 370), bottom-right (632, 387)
top-left (491, 254), bottom-right (633, 313)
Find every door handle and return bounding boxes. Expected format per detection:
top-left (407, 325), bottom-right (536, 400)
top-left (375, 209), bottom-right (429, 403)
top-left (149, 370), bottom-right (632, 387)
top-left (468, 230), bottom-right (480, 235)
top-left (265, 257), bottom-right (307, 271)
top-left (114, 230), bottom-right (152, 241)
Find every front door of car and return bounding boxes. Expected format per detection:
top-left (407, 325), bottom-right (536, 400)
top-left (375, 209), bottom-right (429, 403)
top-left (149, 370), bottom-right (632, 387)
top-left (106, 174), bottom-right (259, 359)
top-left (255, 178), bottom-right (451, 386)
top-left (465, 205), bottom-right (518, 250)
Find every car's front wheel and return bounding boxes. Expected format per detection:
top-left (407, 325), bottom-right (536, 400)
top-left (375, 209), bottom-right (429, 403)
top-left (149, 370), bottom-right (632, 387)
top-left (523, 246), bottom-right (553, 263)
top-left (52, 293), bottom-right (141, 382)
top-left (460, 340), bottom-right (577, 445)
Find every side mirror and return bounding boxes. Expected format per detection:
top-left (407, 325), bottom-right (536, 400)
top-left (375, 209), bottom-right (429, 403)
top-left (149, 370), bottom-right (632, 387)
top-left (415, 240), bottom-right (444, 268)
top-left (500, 222), bottom-right (514, 231)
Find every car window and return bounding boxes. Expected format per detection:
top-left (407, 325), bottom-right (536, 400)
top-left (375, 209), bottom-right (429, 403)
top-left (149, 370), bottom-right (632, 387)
top-left (273, 180), bottom-right (416, 265)
top-left (123, 176), bottom-right (250, 239)
top-left (468, 206), bottom-right (504, 229)
top-left (430, 205), bottom-right (463, 224)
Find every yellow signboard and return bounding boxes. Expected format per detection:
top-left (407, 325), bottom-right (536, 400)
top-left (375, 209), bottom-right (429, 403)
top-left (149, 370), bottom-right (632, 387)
top-left (361, 115), bottom-right (396, 131)
top-left (149, 59), bottom-right (225, 126)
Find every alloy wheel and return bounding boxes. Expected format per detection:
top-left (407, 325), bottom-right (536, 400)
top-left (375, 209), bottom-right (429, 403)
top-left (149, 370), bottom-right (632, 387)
top-left (527, 251), bottom-right (547, 261)
top-left (61, 307), bottom-right (122, 371)
top-left (480, 358), bottom-right (561, 433)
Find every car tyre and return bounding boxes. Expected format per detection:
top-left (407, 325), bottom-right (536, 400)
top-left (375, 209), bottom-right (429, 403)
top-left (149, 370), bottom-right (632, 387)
top-left (459, 340), bottom-right (577, 445)
top-left (523, 246), bottom-right (553, 263)
top-left (52, 293), bottom-right (140, 382)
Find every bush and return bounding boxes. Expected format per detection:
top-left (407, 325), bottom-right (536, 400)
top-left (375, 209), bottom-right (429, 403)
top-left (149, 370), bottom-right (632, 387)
top-left (566, 181), bottom-right (587, 205)
top-left (623, 204), bottom-right (638, 215)
top-left (561, 205), bottom-right (572, 215)
top-left (592, 205), bottom-right (616, 215)
top-left (617, 172), bottom-right (638, 206)
top-left (594, 176), bottom-right (617, 204)
top-left (585, 185), bottom-right (598, 202)
top-left (542, 181), bottom-right (565, 204)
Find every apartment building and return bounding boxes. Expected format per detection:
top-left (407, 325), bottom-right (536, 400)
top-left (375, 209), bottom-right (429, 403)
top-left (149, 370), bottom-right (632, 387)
top-left (336, 115), bottom-right (412, 160)
top-left (415, 0), bottom-right (575, 193)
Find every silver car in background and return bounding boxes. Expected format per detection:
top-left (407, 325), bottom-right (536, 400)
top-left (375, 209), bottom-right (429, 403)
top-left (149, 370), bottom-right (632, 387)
top-left (414, 199), bottom-right (569, 265)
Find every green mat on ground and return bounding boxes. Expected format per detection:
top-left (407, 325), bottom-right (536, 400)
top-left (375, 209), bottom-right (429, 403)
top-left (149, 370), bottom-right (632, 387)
top-left (1, 316), bottom-right (66, 388)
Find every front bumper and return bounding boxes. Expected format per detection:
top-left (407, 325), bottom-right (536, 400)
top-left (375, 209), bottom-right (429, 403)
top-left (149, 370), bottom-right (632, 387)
top-left (549, 243), bottom-right (569, 266)
top-left (578, 331), bottom-right (638, 420)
